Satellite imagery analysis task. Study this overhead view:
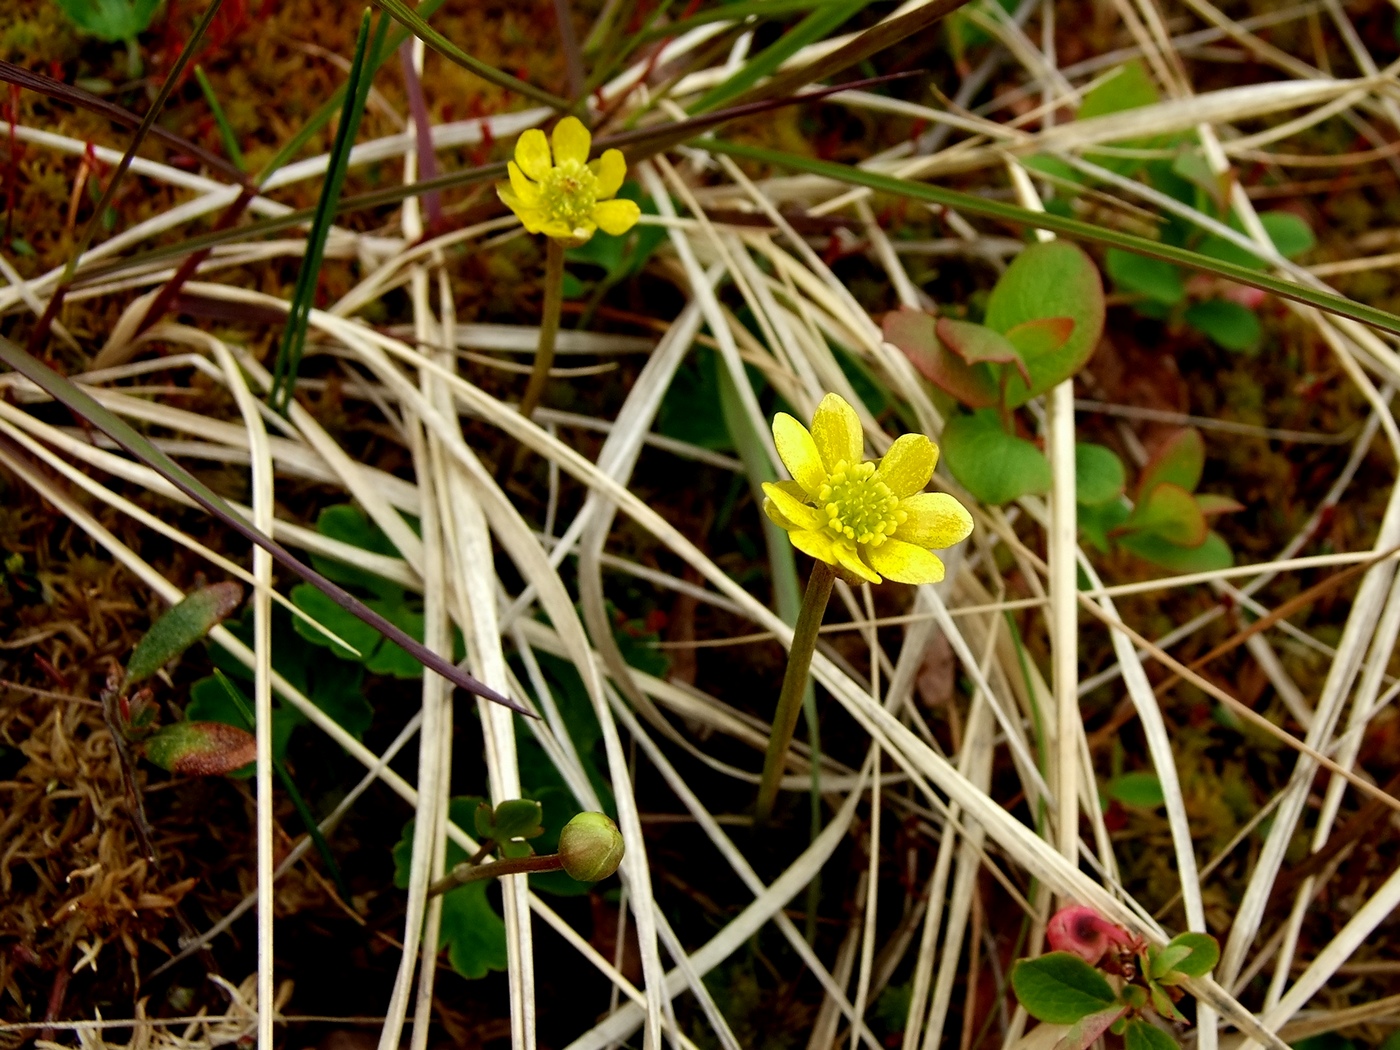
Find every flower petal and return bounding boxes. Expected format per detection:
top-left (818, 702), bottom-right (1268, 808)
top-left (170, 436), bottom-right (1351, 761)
top-left (772, 413), bottom-right (828, 497)
top-left (875, 433), bottom-right (936, 497)
top-left (551, 116), bottom-right (591, 166)
top-left (762, 481), bottom-right (823, 531)
top-left (835, 542), bottom-right (882, 584)
top-left (591, 149), bottom-right (627, 198)
top-left (896, 492), bottom-right (973, 549)
top-left (810, 392), bottom-right (863, 472)
top-left (508, 161), bottom-right (542, 204)
top-left (593, 198), bottom-right (641, 236)
top-left (789, 529), bottom-right (839, 567)
top-left (514, 128), bottom-right (552, 181)
top-left (865, 537), bottom-right (945, 585)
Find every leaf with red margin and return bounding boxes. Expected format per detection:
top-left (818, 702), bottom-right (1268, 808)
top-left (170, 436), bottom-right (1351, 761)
top-left (1137, 428), bottom-right (1205, 499)
top-left (1195, 493), bottom-right (1244, 517)
top-left (883, 308), bottom-right (1000, 408)
top-left (1005, 315), bottom-right (1075, 359)
top-left (935, 316), bottom-right (1032, 384)
top-left (1118, 482), bottom-right (1208, 547)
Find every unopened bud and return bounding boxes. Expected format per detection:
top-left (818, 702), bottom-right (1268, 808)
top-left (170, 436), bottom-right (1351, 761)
top-left (142, 721), bottom-right (256, 776)
top-left (1046, 905), bottom-right (1135, 966)
top-left (558, 812), bottom-right (624, 882)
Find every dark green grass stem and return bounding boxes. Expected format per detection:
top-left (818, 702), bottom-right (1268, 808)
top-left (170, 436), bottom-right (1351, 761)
top-left (756, 559), bottom-right (836, 825)
top-left (518, 238), bottom-right (567, 421)
top-left (427, 853), bottom-right (564, 898)
top-left (270, 9), bottom-right (376, 414)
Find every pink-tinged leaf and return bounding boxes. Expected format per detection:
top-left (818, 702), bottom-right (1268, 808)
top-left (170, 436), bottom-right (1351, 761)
top-left (934, 316), bottom-right (1032, 384)
top-left (883, 308), bottom-right (1000, 408)
top-left (1119, 482), bottom-right (1208, 548)
top-left (1195, 493), bottom-right (1244, 517)
top-left (123, 582), bottom-right (244, 688)
top-left (1136, 428), bottom-right (1204, 500)
top-left (1054, 1006), bottom-right (1129, 1050)
top-left (142, 721), bottom-right (257, 776)
top-left (1005, 316), bottom-right (1075, 358)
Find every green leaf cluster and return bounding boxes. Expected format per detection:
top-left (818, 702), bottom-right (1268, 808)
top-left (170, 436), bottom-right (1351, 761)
top-left (52, 0), bottom-right (162, 44)
top-left (1011, 930), bottom-right (1221, 1049)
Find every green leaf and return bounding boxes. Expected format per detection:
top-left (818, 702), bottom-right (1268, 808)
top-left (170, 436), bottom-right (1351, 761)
top-left (933, 317), bottom-right (1031, 383)
top-left (185, 675), bottom-right (300, 775)
top-left (1079, 498), bottom-right (1131, 553)
top-left (1198, 210), bottom-right (1315, 269)
top-left (1119, 529), bottom-right (1234, 573)
top-left (1106, 771), bottom-right (1165, 808)
top-left (1010, 952), bottom-right (1119, 1023)
top-left (1123, 1018), bottom-right (1179, 1050)
top-left (292, 584), bottom-right (380, 661)
top-left (141, 720), bottom-right (256, 777)
top-left (55, 0), bottom-right (163, 42)
top-left (1075, 444), bottom-right (1126, 506)
top-left (1148, 944), bottom-right (1193, 979)
top-left (1161, 931), bottom-right (1220, 978)
top-left (309, 504), bottom-right (404, 597)
top-left (394, 797), bottom-right (508, 980)
top-left (124, 582), bottom-right (243, 688)
top-left (490, 799), bottom-right (546, 841)
top-left (1122, 482), bottom-right (1208, 547)
top-left (362, 598), bottom-right (426, 678)
top-left (1137, 429), bottom-right (1204, 497)
top-left (983, 241), bottom-right (1105, 406)
top-left (1185, 299), bottom-right (1262, 354)
top-left (309, 659), bottom-right (372, 741)
top-left (940, 411), bottom-right (1052, 506)
top-left (657, 346), bottom-right (736, 451)
top-left (1106, 248), bottom-right (1185, 306)
top-left (1079, 60), bottom-right (1160, 119)
top-left (884, 308), bottom-right (1000, 409)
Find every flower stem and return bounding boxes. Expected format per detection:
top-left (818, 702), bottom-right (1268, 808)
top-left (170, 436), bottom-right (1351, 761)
top-left (518, 237), bottom-right (567, 421)
top-left (756, 559), bottom-right (836, 825)
top-left (427, 852), bottom-right (564, 898)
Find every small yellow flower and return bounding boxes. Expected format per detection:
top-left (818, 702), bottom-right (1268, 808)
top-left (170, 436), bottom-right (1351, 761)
top-left (762, 394), bottom-right (973, 585)
top-left (497, 116), bottom-right (641, 246)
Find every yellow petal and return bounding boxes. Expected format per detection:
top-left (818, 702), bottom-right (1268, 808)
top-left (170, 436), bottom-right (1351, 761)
top-left (762, 481), bottom-right (823, 531)
top-left (541, 218), bottom-right (585, 242)
top-left (551, 115), bottom-right (591, 166)
top-left (593, 198), bottom-right (641, 236)
top-left (875, 433), bottom-right (936, 497)
top-left (789, 529), bottom-right (839, 566)
top-left (810, 393), bottom-right (863, 472)
top-left (508, 161), bottom-right (541, 204)
top-left (514, 128), bottom-right (552, 180)
top-left (896, 492), bottom-right (973, 549)
top-left (835, 542), bottom-right (882, 584)
top-left (865, 537), bottom-right (945, 585)
top-left (591, 149), bottom-right (627, 198)
top-left (764, 497), bottom-right (798, 532)
top-left (772, 413), bottom-right (827, 497)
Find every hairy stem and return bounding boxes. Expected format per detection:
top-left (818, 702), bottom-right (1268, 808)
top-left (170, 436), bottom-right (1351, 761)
top-left (427, 853), bottom-right (564, 898)
top-left (756, 559), bottom-right (835, 825)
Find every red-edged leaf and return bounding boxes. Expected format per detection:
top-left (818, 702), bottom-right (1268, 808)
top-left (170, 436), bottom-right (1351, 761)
top-left (883, 308), bottom-right (1000, 408)
top-left (1118, 482), bottom-right (1208, 547)
top-left (1195, 493), bottom-right (1244, 517)
top-left (934, 316), bottom-right (1032, 384)
top-left (142, 721), bottom-right (257, 776)
top-left (1137, 428), bottom-right (1204, 499)
top-left (1005, 316), bottom-right (1075, 358)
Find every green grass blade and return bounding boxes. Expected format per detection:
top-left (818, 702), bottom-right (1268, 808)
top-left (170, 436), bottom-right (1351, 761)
top-left (369, 0), bottom-right (571, 112)
top-left (213, 671), bottom-right (353, 902)
top-left (705, 139), bottom-right (1400, 338)
top-left (0, 334), bottom-right (527, 715)
top-left (194, 65), bottom-right (245, 171)
top-left (635, 0), bottom-right (851, 43)
top-left (688, 0), bottom-right (870, 114)
top-left (269, 10), bottom-right (376, 413)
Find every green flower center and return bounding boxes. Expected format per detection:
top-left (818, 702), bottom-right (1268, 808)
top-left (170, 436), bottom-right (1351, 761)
top-left (818, 461), bottom-right (906, 546)
top-left (540, 159), bottom-right (599, 233)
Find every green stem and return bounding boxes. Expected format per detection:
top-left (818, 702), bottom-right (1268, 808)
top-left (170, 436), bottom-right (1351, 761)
top-left (427, 852), bottom-right (564, 898)
top-left (756, 559), bottom-right (836, 825)
top-left (519, 238), bottom-right (567, 421)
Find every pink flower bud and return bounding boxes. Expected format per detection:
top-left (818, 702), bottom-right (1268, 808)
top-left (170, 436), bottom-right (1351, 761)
top-left (1046, 905), bottom-right (1135, 966)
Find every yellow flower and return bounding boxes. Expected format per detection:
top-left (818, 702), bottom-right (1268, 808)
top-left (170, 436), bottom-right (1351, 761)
top-left (762, 394), bottom-right (973, 585)
top-left (497, 116), bottom-right (641, 246)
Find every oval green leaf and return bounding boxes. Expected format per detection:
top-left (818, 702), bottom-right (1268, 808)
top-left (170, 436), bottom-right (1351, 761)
top-left (1162, 931), bottom-right (1220, 978)
top-left (124, 582), bottom-right (244, 688)
top-left (1010, 952), bottom-right (1119, 1024)
top-left (941, 410), bottom-right (1052, 506)
top-left (1076, 443), bottom-right (1126, 506)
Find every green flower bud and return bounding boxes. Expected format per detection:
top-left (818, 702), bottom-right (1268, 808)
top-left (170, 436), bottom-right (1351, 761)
top-left (142, 721), bottom-right (256, 776)
top-left (558, 812), bottom-right (625, 882)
